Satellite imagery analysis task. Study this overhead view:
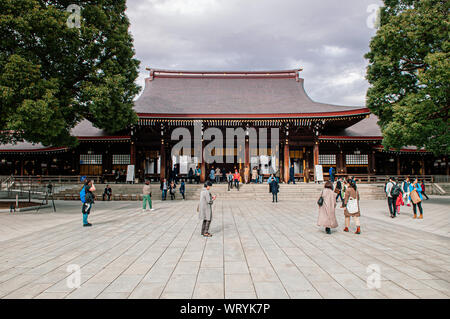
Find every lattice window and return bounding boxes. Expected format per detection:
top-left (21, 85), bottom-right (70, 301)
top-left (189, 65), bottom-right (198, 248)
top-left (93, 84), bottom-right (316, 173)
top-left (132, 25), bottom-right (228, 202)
top-left (319, 154), bottom-right (336, 165)
top-left (346, 154), bottom-right (368, 165)
top-left (112, 154), bottom-right (130, 165)
top-left (80, 154), bottom-right (102, 165)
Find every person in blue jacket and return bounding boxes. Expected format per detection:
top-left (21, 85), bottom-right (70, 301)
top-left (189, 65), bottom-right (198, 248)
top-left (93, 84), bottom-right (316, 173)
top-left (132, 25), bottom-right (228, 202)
top-left (180, 180), bottom-right (186, 200)
top-left (409, 178), bottom-right (424, 219)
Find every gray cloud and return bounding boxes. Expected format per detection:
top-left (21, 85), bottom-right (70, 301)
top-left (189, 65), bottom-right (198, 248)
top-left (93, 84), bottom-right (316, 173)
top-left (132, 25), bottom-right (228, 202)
top-left (126, 0), bottom-right (383, 106)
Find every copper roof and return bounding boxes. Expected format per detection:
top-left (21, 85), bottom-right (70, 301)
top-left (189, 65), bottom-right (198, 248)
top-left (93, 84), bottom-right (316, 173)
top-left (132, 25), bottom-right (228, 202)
top-left (134, 69), bottom-right (368, 116)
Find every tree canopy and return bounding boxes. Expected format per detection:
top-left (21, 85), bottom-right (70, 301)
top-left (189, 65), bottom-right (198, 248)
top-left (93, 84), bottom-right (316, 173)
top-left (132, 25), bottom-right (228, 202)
top-left (365, 0), bottom-right (449, 156)
top-left (0, 0), bottom-right (140, 147)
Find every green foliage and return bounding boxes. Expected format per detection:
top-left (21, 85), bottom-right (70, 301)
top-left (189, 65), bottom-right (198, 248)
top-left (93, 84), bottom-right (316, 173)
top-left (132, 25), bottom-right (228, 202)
top-left (0, 0), bottom-right (140, 147)
top-left (365, 0), bottom-right (449, 155)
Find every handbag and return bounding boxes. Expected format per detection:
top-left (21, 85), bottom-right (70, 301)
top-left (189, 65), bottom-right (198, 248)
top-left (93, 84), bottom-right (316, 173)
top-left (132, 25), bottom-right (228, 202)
top-left (410, 189), bottom-right (421, 204)
top-left (346, 197), bottom-right (358, 213)
top-left (317, 191), bottom-right (324, 206)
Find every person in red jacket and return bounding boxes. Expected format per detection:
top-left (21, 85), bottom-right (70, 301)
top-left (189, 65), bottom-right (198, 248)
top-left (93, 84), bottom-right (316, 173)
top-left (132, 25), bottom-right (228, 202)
top-left (420, 181), bottom-right (429, 200)
top-left (396, 190), bottom-right (404, 215)
top-left (233, 169), bottom-right (240, 191)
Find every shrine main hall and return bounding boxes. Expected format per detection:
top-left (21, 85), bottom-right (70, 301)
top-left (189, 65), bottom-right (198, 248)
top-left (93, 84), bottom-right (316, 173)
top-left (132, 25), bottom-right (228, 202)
top-left (0, 69), bottom-right (448, 182)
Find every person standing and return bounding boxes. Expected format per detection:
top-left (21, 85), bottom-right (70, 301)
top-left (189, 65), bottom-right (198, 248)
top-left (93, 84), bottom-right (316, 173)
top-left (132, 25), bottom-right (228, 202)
top-left (251, 167), bottom-right (258, 183)
top-left (142, 180), bottom-right (154, 212)
top-left (343, 180), bottom-right (361, 234)
top-left (102, 184), bottom-right (112, 201)
top-left (169, 181), bottom-right (176, 200)
top-left (396, 189), bottom-right (404, 215)
top-left (233, 169), bottom-right (240, 191)
top-left (289, 164), bottom-right (295, 184)
top-left (209, 167), bottom-right (215, 183)
top-left (409, 178), bottom-right (424, 219)
top-left (215, 167), bottom-right (221, 184)
top-left (195, 166), bottom-right (201, 184)
top-left (401, 176), bottom-right (411, 206)
top-left (270, 176), bottom-right (279, 202)
top-left (244, 166), bottom-right (250, 184)
top-left (199, 181), bottom-right (216, 237)
top-left (385, 177), bottom-right (400, 218)
top-left (420, 180), bottom-right (429, 200)
top-left (335, 177), bottom-right (343, 202)
top-left (317, 181), bottom-right (338, 234)
top-left (81, 179), bottom-right (95, 227)
top-left (160, 178), bottom-right (168, 200)
top-left (188, 167), bottom-right (194, 184)
top-left (258, 165), bottom-right (263, 184)
top-left (227, 171), bottom-right (233, 191)
top-left (180, 180), bottom-right (186, 200)
top-left (329, 167), bottom-right (335, 182)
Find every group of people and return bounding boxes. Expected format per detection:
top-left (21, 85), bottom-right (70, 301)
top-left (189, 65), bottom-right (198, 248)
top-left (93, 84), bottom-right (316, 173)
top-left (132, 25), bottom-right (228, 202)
top-left (317, 178), bottom-right (361, 235)
top-left (159, 178), bottom-right (186, 201)
top-left (385, 176), bottom-right (428, 219)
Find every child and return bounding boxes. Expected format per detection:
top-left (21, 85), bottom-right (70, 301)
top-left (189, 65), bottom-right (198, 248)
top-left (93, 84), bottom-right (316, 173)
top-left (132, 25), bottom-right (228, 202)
top-left (396, 190), bottom-right (404, 215)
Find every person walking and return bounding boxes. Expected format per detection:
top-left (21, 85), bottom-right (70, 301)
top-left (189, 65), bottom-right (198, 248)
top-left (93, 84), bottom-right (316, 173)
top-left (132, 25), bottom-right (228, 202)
top-left (160, 178), bottom-right (168, 200)
top-left (420, 180), bottom-right (429, 200)
top-left (289, 164), bottom-right (295, 184)
top-left (199, 181), bottom-right (216, 237)
top-left (169, 181), bottom-right (176, 200)
top-left (329, 167), bottom-right (335, 182)
top-left (195, 166), bottom-right (201, 184)
top-left (81, 179), bottom-right (95, 227)
top-left (102, 184), bottom-right (112, 201)
top-left (227, 171), bottom-right (233, 191)
top-left (142, 180), bottom-right (154, 212)
top-left (401, 176), bottom-right (411, 206)
top-left (317, 181), bottom-right (338, 234)
top-left (233, 169), bottom-right (240, 191)
top-left (385, 177), bottom-right (400, 218)
top-left (409, 178), bottom-right (424, 219)
top-left (396, 189), bottom-right (404, 215)
top-left (180, 180), bottom-right (186, 200)
top-left (270, 176), bottom-right (279, 202)
top-left (343, 180), bottom-right (361, 234)
top-left (335, 177), bottom-right (343, 202)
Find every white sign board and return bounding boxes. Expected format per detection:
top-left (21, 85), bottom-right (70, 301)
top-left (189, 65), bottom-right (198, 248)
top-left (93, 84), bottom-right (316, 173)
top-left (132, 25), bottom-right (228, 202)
top-left (314, 165), bottom-right (324, 183)
top-left (126, 165), bottom-right (135, 183)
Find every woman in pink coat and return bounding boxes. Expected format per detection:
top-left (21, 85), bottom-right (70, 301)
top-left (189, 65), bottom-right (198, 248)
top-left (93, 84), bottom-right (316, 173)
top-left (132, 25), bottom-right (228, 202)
top-left (317, 181), bottom-right (339, 234)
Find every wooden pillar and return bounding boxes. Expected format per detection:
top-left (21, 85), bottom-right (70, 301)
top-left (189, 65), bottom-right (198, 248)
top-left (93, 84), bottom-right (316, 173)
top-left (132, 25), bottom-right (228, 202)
top-left (284, 139), bottom-right (290, 183)
top-left (371, 151), bottom-right (376, 175)
top-left (313, 141), bottom-right (319, 166)
top-left (201, 140), bottom-right (206, 183)
top-left (130, 142), bottom-right (136, 165)
top-left (420, 158), bottom-right (425, 176)
top-left (396, 155), bottom-right (401, 176)
top-left (245, 136), bottom-right (250, 169)
top-left (160, 139), bottom-right (166, 181)
top-left (337, 151), bottom-right (344, 175)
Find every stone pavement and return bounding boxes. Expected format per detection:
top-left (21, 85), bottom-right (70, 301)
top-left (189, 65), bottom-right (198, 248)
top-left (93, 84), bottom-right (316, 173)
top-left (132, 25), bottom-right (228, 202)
top-left (0, 196), bottom-right (449, 299)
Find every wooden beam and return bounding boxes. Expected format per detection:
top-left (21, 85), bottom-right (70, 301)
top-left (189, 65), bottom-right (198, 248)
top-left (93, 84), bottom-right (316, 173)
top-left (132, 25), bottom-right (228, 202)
top-left (284, 140), bottom-right (290, 183)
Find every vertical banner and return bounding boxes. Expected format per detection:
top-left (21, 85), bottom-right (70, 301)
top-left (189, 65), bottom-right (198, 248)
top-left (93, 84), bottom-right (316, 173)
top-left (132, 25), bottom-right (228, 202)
top-left (126, 165), bottom-right (135, 183)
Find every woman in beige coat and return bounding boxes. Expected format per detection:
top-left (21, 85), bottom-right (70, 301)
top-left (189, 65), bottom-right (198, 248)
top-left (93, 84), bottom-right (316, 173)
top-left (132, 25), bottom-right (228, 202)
top-left (343, 180), bottom-right (361, 234)
top-left (317, 181), bottom-right (338, 234)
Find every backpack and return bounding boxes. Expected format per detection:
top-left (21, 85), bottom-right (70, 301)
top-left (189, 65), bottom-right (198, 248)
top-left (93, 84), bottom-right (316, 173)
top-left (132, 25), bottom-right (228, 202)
top-left (391, 184), bottom-right (401, 197)
top-left (80, 186), bottom-right (86, 203)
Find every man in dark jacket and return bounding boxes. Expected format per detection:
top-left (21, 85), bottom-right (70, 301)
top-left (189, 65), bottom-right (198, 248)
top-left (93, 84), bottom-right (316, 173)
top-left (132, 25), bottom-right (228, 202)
top-left (270, 178), bottom-right (279, 202)
top-left (288, 164), bottom-right (295, 184)
top-left (335, 178), bottom-right (343, 202)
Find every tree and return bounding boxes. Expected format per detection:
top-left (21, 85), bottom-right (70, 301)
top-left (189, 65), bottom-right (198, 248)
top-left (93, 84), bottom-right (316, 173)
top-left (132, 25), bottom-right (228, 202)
top-left (365, 0), bottom-right (449, 156)
top-left (0, 0), bottom-right (140, 147)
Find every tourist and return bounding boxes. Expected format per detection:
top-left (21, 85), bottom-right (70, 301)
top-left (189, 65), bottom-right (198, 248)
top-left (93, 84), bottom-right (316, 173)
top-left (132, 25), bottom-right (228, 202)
top-left (409, 178), bottom-right (424, 219)
top-left (169, 181), bottom-right (176, 200)
top-left (401, 176), bottom-right (411, 206)
top-left (396, 188), bottom-right (404, 214)
top-left (233, 169), bottom-right (240, 190)
top-left (227, 171), bottom-right (233, 191)
top-left (420, 180), bottom-right (429, 200)
top-left (215, 167), bottom-right (221, 183)
top-left (199, 181), bottom-right (216, 237)
top-left (180, 179), bottom-right (186, 200)
top-left (252, 167), bottom-right (258, 183)
top-left (329, 167), bottom-right (335, 182)
top-left (270, 175), bottom-right (279, 202)
top-left (317, 181), bottom-right (338, 234)
top-left (195, 166), bottom-right (201, 184)
top-left (115, 170), bottom-right (120, 184)
top-left (222, 169), bottom-right (227, 183)
top-left (258, 165), bottom-right (263, 184)
top-left (343, 180), bottom-right (361, 234)
top-left (102, 184), bottom-right (112, 201)
top-left (209, 167), bottom-right (215, 183)
top-left (188, 167), bottom-right (194, 184)
top-left (81, 179), bottom-right (95, 227)
top-left (244, 166), bottom-right (250, 184)
top-left (160, 178), bottom-right (168, 200)
top-left (289, 164), bottom-right (295, 184)
top-left (385, 177), bottom-right (400, 218)
top-left (142, 180), bottom-right (153, 212)
top-left (335, 177), bottom-right (343, 202)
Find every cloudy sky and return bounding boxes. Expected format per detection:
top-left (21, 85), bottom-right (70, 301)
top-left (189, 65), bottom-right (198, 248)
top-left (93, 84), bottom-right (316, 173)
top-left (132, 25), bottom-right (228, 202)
top-left (126, 0), bottom-right (383, 106)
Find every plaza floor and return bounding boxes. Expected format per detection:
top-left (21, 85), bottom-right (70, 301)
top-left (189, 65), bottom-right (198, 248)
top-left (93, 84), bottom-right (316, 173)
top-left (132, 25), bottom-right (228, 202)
top-left (0, 196), bottom-right (449, 299)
